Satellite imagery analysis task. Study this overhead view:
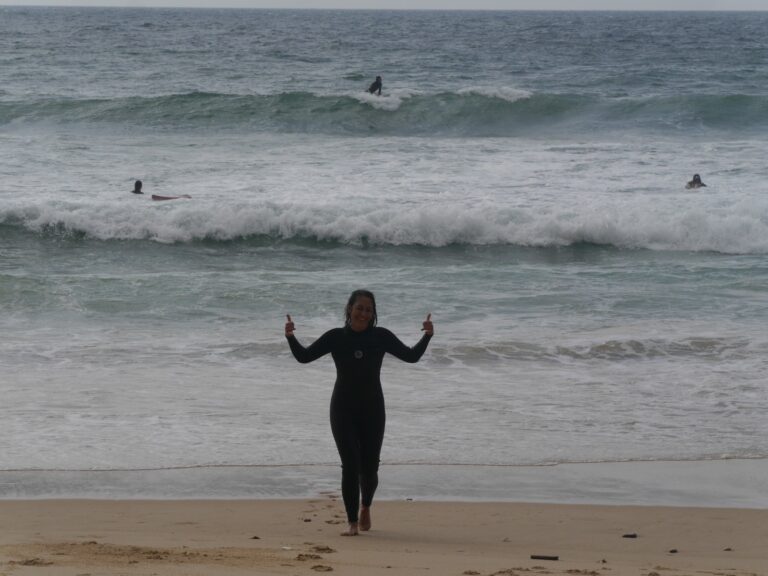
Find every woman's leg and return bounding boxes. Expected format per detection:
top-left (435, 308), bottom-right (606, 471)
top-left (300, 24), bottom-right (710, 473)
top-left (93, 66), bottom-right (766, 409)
top-left (358, 406), bottom-right (385, 531)
top-left (330, 407), bottom-right (361, 534)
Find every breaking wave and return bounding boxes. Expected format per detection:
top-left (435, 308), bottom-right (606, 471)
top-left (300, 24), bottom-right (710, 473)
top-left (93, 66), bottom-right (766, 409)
top-left (3, 194), bottom-right (768, 254)
top-left (3, 89), bottom-right (768, 136)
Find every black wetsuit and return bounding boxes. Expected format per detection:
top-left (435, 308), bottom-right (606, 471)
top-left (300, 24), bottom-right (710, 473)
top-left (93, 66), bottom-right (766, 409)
top-left (368, 78), bottom-right (382, 95)
top-left (287, 326), bottom-right (431, 523)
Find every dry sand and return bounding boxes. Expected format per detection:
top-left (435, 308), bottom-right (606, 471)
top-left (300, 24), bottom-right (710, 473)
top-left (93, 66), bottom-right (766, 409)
top-left (0, 497), bottom-right (765, 576)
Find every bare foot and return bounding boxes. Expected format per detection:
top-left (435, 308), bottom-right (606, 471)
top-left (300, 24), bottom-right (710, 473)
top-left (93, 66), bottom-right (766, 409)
top-left (341, 522), bottom-right (359, 536)
top-left (359, 507), bottom-right (371, 531)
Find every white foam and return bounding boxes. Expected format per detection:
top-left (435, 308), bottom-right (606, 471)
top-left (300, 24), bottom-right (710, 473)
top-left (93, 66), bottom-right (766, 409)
top-left (351, 87), bottom-right (421, 111)
top-left (5, 190), bottom-right (768, 254)
top-left (457, 85), bottom-right (533, 102)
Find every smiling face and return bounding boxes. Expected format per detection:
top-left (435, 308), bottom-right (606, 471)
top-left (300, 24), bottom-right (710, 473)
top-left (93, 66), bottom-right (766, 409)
top-left (348, 295), bottom-right (375, 332)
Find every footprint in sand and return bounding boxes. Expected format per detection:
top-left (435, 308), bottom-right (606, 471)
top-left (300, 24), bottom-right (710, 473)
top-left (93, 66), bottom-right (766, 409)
top-left (11, 558), bottom-right (54, 567)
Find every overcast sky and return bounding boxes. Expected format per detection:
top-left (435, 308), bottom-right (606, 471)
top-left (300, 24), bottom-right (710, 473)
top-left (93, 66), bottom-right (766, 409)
top-left (0, 1), bottom-right (764, 10)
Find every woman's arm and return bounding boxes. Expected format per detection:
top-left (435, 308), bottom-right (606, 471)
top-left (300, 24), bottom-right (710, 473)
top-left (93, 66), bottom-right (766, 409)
top-left (381, 314), bottom-right (434, 363)
top-left (285, 314), bottom-right (335, 363)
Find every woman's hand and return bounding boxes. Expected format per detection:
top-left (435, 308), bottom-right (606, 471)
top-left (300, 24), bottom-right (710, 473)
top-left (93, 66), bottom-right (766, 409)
top-left (421, 313), bottom-right (433, 336)
top-left (285, 314), bottom-right (295, 337)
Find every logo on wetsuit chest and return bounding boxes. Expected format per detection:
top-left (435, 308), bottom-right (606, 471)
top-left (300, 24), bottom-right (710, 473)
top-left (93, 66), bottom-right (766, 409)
top-left (354, 350), bottom-right (364, 359)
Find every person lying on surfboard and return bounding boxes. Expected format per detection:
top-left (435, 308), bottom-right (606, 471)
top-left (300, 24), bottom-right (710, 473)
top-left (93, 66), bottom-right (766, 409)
top-left (131, 179), bottom-right (190, 200)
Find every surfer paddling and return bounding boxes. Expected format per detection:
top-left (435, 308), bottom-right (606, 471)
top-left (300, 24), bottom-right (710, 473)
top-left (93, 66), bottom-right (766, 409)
top-left (285, 290), bottom-right (433, 536)
top-left (132, 179), bottom-right (190, 200)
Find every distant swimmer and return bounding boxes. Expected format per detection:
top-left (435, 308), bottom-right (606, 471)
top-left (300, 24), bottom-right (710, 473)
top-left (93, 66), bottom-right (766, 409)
top-left (686, 174), bottom-right (706, 189)
top-left (132, 180), bottom-right (144, 194)
top-left (367, 75), bottom-right (382, 96)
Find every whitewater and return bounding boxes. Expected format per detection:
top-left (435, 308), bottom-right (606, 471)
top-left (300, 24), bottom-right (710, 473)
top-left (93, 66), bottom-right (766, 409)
top-left (1, 7), bottom-right (767, 500)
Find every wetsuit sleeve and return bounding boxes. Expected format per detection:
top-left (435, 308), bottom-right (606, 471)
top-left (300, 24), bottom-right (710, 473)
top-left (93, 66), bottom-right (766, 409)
top-left (380, 328), bottom-right (432, 363)
top-left (286, 330), bottom-right (335, 363)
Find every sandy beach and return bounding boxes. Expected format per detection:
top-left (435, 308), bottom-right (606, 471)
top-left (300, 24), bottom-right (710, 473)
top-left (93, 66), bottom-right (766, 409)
top-left (1, 498), bottom-right (765, 576)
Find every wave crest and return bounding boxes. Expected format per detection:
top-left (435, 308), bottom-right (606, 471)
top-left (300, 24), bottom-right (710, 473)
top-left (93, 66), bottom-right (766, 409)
top-left (3, 195), bottom-right (768, 254)
top-left (3, 90), bottom-right (767, 136)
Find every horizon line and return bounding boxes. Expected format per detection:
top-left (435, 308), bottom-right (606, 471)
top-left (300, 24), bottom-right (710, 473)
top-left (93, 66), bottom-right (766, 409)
top-left (1, 4), bottom-right (766, 10)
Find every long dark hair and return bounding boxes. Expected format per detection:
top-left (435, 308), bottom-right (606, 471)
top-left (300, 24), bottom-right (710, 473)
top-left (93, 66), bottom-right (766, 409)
top-left (344, 289), bottom-right (377, 329)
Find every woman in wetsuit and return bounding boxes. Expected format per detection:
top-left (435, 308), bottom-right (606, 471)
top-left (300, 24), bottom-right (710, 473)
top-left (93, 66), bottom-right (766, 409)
top-left (285, 289), bottom-right (433, 536)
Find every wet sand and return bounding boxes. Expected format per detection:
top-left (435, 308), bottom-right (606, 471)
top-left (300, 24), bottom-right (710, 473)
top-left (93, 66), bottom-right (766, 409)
top-left (1, 498), bottom-right (766, 576)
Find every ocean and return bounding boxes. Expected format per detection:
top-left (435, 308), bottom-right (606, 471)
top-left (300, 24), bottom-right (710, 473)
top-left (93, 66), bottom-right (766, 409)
top-left (1, 7), bottom-right (767, 502)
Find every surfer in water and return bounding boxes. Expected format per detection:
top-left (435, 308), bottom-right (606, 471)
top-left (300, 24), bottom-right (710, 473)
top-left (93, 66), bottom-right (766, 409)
top-left (686, 174), bottom-right (706, 189)
top-left (368, 75), bottom-right (382, 96)
top-left (131, 180), bottom-right (144, 194)
top-left (285, 289), bottom-right (433, 536)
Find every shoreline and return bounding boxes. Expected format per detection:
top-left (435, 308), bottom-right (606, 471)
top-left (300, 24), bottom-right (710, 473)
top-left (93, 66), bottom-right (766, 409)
top-left (2, 458), bottom-right (767, 508)
top-left (1, 499), bottom-right (766, 576)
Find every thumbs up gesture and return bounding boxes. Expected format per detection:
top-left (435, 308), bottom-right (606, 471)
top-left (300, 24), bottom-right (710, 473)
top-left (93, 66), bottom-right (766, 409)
top-left (285, 314), bottom-right (295, 337)
top-left (421, 313), bottom-right (434, 336)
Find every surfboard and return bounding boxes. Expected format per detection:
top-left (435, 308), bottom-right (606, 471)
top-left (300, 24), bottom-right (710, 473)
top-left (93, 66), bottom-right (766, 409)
top-left (151, 194), bottom-right (191, 201)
